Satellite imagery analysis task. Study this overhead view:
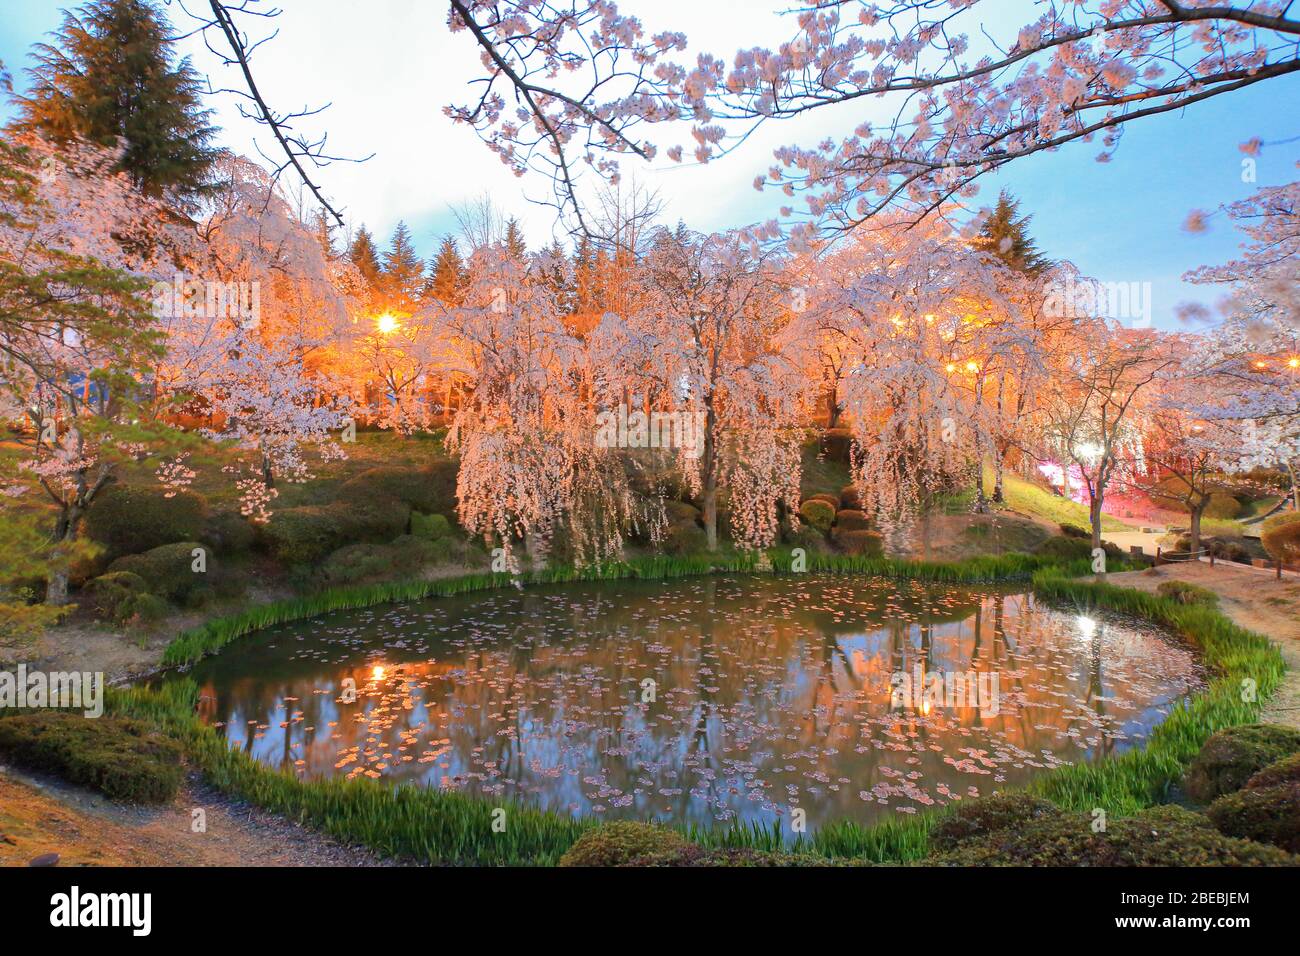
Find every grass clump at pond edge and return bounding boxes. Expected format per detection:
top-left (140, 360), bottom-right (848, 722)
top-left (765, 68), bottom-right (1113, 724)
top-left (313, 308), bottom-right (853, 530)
top-left (127, 553), bottom-right (1281, 865)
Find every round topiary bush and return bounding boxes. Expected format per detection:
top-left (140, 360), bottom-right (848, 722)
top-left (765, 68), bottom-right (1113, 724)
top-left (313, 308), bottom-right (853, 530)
top-left (260, 499), bottom-right (411, 565)
top-left (1204, 493), bottom-right (1242, 520)
top-left (799, 499), bottom-right (835, 533)
top-left (1245, 752), bottom-right (1300, 790)
top-left (1183, 724), bottom-right (1300, 803)
top-left (411, 511), bottom-right (453, 540)
top-left (835, 509), bottom-right (872, 532)
top-left (84, 484), bottom-right (207, 561)
top-left (833, 529), bottom-right (884, 557)
top-left (820, 428), bottom-right (853, 463)
top-left (840, 484), bottom-right (862, 510)
top-left (335, 462), bottom-right (458, 515)
top-left (662, 520), bottom-right (707, 555)
top-left (108, 541), bottom-right (212, 603)
top-left (664, 501), bottom-right (702, 526)
top-left (1261, 512), bottom-right (1300, 566)
top-left (928, 793), bottom-right (1063, 853)
top-left (1207, 783), bottom-right (1300, 853)
top-left (201, 508), bottom-right (257, 555)
top-left (81, 572), bottom-right (156, 624)
top-left (558, 822), bottom-right (688, 867)
top-left (929, 804), bottom-right (1296, 866)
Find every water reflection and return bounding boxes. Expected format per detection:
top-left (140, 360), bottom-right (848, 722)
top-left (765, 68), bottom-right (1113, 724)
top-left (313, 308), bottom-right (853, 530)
top-left (182, 575), bottom-right (1202, 832)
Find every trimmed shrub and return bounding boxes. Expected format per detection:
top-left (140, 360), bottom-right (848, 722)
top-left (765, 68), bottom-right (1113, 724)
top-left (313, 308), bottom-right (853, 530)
top-left (1207, 783), bottom-right (1300, 853)
top-left (929, 804), bottom-right (1295, 866)
top-left (663, 521), bottom-right (707, 555)
top-left (1261, 512), bottom-right (1300, 565)
top-left (664, 501), bottom-right (702, 526)
top-left (840, 484), bottom-right (862, 510)
top-left (1205, 493), bottom-right (1242, 520)
top-left (1183, 724), bottom-right (1300, 803)
top-left (335, 462), bottom-right (458, 515)
top-left (411, 511), bottom-right (453, 540)
top-left (1245, 753), bottom-right (1300, 790)
top-left (84, 484), bottom-right (207, 560)
top-left (201, 508), bottom-right (257, 555)
top-left (108, 542), bottom-right (211, 603)
top-left (835, 509), bottom-right (872, 532)
top-left (834, 529), bottom-right (884, 557)
top-left (1156, 579), bottom-right (1219, 607)
top-left (928, 793), bottom-right (1063, 853)
top-left (558, 822), bottom-right (688, 867)
top-left (319, 535), bottom-right (447, 588)
top-left (260, 500), bottom-right (410, 565)
top-left (820, 427), bottom-right (853, 463)
top-left (1059, 523), bottom-right (1090, 539)
top-left (1034, 536), bottom-right (1092, 562)
top-left (0, 712), bottom-right (182, 803)
top-left (83, 571), bottom-right (149, 623)
top-left (799, 499), bottom-right (836, 533)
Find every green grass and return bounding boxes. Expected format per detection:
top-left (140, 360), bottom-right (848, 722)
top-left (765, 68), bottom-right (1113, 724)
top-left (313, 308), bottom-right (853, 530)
top-left (990, 468), bottom-right (1134, 532)
top-left (124, 551), bottom-right (1280, 866)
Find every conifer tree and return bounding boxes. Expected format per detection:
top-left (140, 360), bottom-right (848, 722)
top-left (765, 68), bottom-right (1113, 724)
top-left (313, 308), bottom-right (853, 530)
top-left (349, 225), bottom-right (382, 286)
top-left (975, 191), bottom-right (1050, 275)
top-left (382, 220), bottom-right (423, 310)
top-left (13, 0), bottom-right (218, 203)
top-left (425, 235), bottom-right (468, 306)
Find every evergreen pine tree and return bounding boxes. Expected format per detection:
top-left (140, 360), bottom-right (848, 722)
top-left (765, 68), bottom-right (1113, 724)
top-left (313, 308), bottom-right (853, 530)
top-left (349, 225), bottom-right (382, 286)
top-left (425, 235), bottom-right (468, 306)
top-left (382, 220), bottom-right (424, 309)
top-left (14, 0), bottom-right (219, 202)
top-left (975, 191), bottom-right (1051, 274)
top-left (503, 217), bottom-right (527, 260)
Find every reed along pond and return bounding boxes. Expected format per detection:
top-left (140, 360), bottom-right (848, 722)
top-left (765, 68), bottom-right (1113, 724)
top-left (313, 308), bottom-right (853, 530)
top-left (175, 574), bottom-right (1203, 832)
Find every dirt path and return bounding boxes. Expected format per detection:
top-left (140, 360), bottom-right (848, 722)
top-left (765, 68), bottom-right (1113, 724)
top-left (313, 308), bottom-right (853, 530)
top-left (1107, 562), bottom-right (1300, 730)
top-left (0, 766), bottom-right (393, 867)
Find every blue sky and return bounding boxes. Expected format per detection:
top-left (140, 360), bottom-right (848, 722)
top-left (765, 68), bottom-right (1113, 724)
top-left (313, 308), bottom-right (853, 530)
top-left (2, 0), bottom-right (1296, 328)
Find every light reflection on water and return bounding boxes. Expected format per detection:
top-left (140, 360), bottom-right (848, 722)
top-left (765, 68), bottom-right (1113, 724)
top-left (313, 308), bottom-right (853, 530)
top-left (180, 575), bottom-right (1203, 832)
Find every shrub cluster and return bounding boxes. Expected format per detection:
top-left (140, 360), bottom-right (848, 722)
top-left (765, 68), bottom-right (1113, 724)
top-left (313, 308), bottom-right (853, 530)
top-left (0, 712), bottom-right (183, 803)
top-left (1261, 512), bottom-right (1300, 565)
top-left (1183, 724), bottom-right (1300, 803)
top-left (83, 484), bottom-right (207, 560)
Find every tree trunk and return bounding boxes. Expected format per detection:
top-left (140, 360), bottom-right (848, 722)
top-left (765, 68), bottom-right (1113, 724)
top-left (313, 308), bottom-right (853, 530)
top-left (992, 446), bottom-right (1006, 503)
top-left (1189, 500), bottom-right (1206, 557)
top-left (46, 567), bottom-right (70, 606)
top-left (1089, 495), bottom-right (1105, 572)
top-left (1288, 459), bottom-right (1300, 512)
top-left (702, 403), bottom-right (718, 550)
top-left (826, 389), bottom-right (840, 429)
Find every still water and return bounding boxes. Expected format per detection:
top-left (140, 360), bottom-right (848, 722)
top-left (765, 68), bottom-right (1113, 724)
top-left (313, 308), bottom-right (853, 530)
top-left (179, 574), bottom-right (1203, 831)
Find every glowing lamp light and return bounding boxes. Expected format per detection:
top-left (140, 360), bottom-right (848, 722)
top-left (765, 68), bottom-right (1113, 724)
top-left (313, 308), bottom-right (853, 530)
top-left (1076, 615), bottom-right (1098, 640)
top-left (1289, 357), bottom-right (1300, 369)
top-left (945, 362), bottom-right (957, 373)
top-left (371, 665), bottom-right (386, 680)
top-left (376, 313), bottom-right (399, 335)
top-left (964, 361), bottom-right (980, 373)
top-left (1253, 360), bottom-right (1269, 369)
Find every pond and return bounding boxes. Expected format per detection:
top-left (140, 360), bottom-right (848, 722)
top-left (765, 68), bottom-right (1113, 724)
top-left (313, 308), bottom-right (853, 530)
top-left (177, 574), bottom-right (1204, 833)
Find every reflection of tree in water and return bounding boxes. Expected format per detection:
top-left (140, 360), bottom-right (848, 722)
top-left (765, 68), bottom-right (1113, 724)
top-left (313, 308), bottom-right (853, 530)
top-left (186, 576), bottom-right (1200, 832)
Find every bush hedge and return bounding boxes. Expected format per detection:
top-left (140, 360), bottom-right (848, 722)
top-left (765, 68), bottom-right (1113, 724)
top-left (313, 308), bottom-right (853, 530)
top-left (0, 712), bottom-right (182, 803)
top-left (929, 804), bottom-right (1295, 866)
top-left (335, 462), bottom-right (458, 515)
top-left (411, 511), bottom-right (453, 540)
top-left (927, 793), bottom-right (1062, 853)
top-left (260, 500), bottom-right (410, 565)
top-left (799, 499), bottom-right (835, 533)
top-left (835, 509), bottom-right (872, 532)
top-left (84, 484), bottom-right (207, 560)
top-left (108, 541), bottom-right (212, 603)
top-left (1207, 783), bottom-right (1300, 853)
top-left (1183, 724), bottom-right (1300, 803)
top-left (1261, 512), bottom-right (1300, 565)
top-left (833, 529), bottom-right (884, 557)
top-left (558, 822), bottom-right (688, 866)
